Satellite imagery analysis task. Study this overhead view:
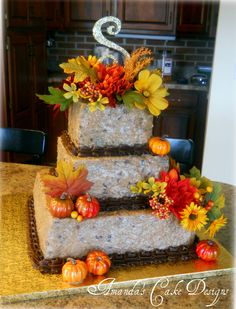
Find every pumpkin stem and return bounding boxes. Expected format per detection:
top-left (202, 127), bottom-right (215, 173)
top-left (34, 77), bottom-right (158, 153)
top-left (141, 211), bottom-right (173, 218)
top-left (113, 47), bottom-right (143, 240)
top-left (86, 193), bottom-right (92, 202)
top-left (67, 258), bottom-right (77, 265)
top-left (60, 192), bottom-right (68, 200)
top-left (207, 240), bottom-right (214, 246)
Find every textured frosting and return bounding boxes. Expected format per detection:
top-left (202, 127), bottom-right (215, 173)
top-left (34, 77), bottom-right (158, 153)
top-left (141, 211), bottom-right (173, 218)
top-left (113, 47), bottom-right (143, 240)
top-left (68, 103), bottom-right (153, 148)
top-left (57, 136), bottom-right (169, 199)
top-left (33, 171), bottom-right (195, 260)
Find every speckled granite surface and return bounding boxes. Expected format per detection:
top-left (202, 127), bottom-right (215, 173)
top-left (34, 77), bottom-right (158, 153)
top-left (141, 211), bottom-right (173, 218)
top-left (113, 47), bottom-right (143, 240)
top-left (1, 274), bottom-right (233, 309)
top-left (0, 162), bottom-right (235, 308)
top-left (165, 82), bottom-right (208, 92)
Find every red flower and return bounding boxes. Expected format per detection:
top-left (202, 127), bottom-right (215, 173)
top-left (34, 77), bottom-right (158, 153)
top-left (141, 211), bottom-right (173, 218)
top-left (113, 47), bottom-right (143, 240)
top-left (156, 169), bottom-right (197, 219)
top-left (167, 178), bottom-right (197, 219)
top-left (96, 64), bottom-right (133, 107)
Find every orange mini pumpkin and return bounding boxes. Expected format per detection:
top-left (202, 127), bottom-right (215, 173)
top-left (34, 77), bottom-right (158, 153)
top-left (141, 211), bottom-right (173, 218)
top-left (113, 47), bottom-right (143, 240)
top-left (196, 240), bottom-right (219, 262)
top-left (62, 258), bottom-right (88, 284)
top-left (86, 250), bottom-right (111, 275)
top-left (75, 194), bottom-right (100, 218)
top-left (148, 137), bottom-right (170, 156)
top-left (49, 193), bottom-right (74, 218)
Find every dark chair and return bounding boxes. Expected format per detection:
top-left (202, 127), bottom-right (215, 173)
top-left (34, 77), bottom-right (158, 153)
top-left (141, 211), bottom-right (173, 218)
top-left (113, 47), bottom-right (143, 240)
top-left (0, 128), bottom-right (47, 165)
top-left (166, 137), bottom-right (194, 173)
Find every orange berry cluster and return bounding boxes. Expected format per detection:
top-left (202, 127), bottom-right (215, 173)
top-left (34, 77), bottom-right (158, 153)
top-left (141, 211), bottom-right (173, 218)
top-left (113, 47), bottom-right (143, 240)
top-left (79, 79), bottom-right (100, 102)
top-left (149, 193), bottom-right (173, 220)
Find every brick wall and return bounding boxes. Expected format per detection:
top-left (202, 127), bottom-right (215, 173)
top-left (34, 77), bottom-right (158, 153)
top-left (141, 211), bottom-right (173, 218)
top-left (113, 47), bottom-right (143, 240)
top-left (47, 31), bottom-right (215, 80)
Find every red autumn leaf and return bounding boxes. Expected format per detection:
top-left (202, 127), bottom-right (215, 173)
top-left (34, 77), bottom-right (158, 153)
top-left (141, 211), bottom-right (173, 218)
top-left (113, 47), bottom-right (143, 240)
top-left (43, 160), bottom-right (93, 198)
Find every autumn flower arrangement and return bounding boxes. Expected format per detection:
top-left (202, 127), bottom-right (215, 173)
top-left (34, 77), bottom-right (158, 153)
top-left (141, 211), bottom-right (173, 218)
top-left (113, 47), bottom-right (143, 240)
top-left (131, 166), bottom-right (227, 238)
top-left (37, 48), bottom-right (169, 116)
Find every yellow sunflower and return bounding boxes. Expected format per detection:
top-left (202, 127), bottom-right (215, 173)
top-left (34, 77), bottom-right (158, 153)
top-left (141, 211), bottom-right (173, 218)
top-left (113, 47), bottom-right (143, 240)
top-left (134, 70), bottom-right (169, 116)
top-left (205, 215), bottom-right (227, 238)
top-left (180, 202), bottom-right (208, 232)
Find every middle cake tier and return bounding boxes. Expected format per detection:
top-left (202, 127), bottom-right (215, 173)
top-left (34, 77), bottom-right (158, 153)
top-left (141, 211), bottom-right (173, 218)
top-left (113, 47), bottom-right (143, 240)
top-left (57, 135), bottom-right (169, 199)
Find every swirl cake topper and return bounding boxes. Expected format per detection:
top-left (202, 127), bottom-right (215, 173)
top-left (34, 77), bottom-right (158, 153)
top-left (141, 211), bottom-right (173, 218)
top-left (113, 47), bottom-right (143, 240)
top-left (92, 16), bottom-right (130, 62)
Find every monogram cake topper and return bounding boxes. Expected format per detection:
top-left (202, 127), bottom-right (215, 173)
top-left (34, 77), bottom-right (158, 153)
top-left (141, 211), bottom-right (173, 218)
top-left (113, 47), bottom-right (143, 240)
top-left (92, 16), bottom-right (130, 62)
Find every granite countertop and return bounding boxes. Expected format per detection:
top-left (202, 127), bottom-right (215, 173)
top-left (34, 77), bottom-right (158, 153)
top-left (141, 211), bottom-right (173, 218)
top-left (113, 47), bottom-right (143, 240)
top-left (165, 82), bottom-right (208, 91)
top-left (0, 162), bottom-right (234, 308)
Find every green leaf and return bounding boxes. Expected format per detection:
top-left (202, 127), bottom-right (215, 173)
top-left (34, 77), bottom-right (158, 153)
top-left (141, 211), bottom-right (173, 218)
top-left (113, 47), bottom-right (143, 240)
top-left (36, 87), bottom-right (73, 111)
top-left (206, 182), bottom-right (222, 201)
top-left (122, 91), bottom-right (144, 110)
top-left (214, 194), bottom-right (225, 209)
top-left (207, 206), bottom-right (221, 221)
top-left (199, 176), bottom-right (212, 189)
top-left (116, 94), bottom-right (122, 102)
top-left (189, 166), bottom-right (201, 179)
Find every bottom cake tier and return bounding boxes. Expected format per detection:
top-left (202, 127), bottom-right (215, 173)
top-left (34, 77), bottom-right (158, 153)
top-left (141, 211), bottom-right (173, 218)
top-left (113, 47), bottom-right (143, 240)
top-left (32, 171), bottom-right (197, 273)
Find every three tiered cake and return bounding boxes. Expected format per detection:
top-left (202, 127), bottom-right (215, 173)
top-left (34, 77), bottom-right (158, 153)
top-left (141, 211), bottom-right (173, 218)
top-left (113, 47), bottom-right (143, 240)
top-left (30, 17), bottom-right (226, 273)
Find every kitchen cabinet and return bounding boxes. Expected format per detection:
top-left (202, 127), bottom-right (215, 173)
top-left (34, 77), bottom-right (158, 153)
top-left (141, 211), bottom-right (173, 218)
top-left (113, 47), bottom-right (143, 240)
top-left (153, 89), bottom-right (208, 170)
top-left (64, 0), bottom-right (109, 29)
top-left (45, 0), bottom-right (64, 30)
top-left (7, 0), bottom-right (45, 28)
top-left (64, 0), bottom-right (176, 36)
top-left (6, 32), bottom-right (48, 131)
top-left (116, 0), bottom-right (176, 36)
top-left (177, 1), bottom-right (219, 37)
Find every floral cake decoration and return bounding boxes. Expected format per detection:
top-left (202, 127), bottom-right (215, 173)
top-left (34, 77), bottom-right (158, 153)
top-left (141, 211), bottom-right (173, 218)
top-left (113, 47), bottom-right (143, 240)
top-left (37, 17), bottom-right (169, 116)
top-left (131, 165), bottom-right (227, 239)
top-left (37, 49), bottom-right (168, 116)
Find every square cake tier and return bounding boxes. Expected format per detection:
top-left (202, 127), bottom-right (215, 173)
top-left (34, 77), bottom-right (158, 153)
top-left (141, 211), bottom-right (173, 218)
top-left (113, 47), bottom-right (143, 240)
top-left (57, 136), bottom-right (169, 199)
top-left (68, 103), bottom-right (153, 149)
top-left (33, 172), bottom-right (195, 259)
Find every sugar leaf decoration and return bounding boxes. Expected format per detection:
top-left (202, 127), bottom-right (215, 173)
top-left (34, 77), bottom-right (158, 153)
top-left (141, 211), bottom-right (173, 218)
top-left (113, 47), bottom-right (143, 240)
top-left (36, 87), bottom-right (72, 111)
top-left (43, 161), bottom-right (93, 198)
top-left (59, 56), bottom-right (97, 83)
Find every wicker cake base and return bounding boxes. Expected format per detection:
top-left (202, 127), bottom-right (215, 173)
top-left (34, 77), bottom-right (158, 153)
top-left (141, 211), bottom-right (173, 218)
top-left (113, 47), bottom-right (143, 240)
top-left (27, 197), bottom-right (198, 274)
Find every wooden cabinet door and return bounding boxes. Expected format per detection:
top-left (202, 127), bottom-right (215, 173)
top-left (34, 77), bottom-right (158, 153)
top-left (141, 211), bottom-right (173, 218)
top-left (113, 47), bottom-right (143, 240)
top-left (7, 0), bottom-right (28, 27)
top-left (153, 89), bottom-right (207, 169)
top-left (6, 33), bottom-right (48, 131)
top-left (117, 0), bottom-right (176, 35)
top-left (30, 33), bottom-right (48, 132)
top-left (6, 33), bottom-right (33, 129)
top-left (64, 0), bottom-right (108, 29)
top-left (177, 1), bottom-right (211, 35)
top-left (7, 0), bottom-right (45, 28)
top-left (45, 0), bottom-right (64, 29)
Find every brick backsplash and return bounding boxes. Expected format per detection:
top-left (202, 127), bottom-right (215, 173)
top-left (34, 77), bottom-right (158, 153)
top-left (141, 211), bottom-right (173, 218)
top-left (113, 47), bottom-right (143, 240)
top-left (47, 31), bottom-right (215, 80)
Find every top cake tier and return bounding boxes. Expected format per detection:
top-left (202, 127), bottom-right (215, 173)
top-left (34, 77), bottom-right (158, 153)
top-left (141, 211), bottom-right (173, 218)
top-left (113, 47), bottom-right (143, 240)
top-left (68, 103), bottom-right (153, 149)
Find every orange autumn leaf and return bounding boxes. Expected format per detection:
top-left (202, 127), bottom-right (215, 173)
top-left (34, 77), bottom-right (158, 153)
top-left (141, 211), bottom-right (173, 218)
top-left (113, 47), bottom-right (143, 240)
top-left (43, 160), bottom-right (93, 197)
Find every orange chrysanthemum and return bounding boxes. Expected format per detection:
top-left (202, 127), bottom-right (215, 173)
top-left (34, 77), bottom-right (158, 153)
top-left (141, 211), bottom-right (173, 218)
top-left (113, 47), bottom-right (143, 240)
top-left (96, 64), bottom-right (133, 107)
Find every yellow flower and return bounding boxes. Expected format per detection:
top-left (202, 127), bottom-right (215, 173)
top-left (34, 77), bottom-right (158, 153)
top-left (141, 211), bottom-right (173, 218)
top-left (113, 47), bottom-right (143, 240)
top-left (88, 95), bottom-right (109, 112)
top-left (180, 202), bottom-right (208, 232)
top-left (63, 83), bottom-right (80, 103)
top-left (86, 55), bottom-right (100, 68)
top-left (205, 215), bottom-right (227, 238)
top-left (134, 70), bottom-right (169, 116)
